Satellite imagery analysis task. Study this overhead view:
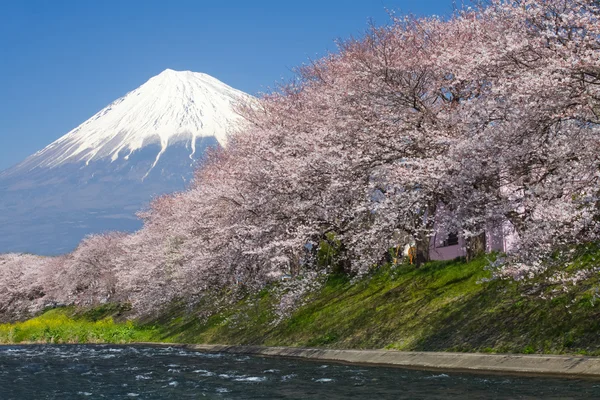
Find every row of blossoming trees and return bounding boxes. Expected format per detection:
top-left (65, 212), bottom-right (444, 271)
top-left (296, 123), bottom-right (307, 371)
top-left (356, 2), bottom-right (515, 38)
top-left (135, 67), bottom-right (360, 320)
top-left (1, 0), bottom-right (599, 320)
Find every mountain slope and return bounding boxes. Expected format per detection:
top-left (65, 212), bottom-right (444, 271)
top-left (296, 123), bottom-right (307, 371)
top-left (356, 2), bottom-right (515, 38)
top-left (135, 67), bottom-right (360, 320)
top-left (0, 69), bottom-right (252, 255)
top-left (2, 69), bottom-right (250, 179)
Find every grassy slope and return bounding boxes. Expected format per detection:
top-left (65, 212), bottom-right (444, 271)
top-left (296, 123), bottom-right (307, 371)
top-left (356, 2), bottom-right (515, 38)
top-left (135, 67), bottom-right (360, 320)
top-left (3, 253), bottom-right (600, 354)
top-left (154, 254), bottom-right (600, 355)
top-left (0, 306), bottom-right (157, 344)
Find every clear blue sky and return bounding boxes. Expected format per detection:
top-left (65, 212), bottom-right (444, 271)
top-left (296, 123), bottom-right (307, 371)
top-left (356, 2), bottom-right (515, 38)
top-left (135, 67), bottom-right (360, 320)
top-left (0, 0), bottom-right (455, 171)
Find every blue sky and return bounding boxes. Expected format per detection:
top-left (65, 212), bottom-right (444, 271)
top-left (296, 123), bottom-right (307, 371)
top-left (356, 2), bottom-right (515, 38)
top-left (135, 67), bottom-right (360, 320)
top-left (0, 0), bottom-right (455, 171)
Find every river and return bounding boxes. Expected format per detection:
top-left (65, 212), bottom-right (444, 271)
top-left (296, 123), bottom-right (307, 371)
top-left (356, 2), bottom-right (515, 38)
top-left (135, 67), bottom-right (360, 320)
top-left (1, 345), bottom-right (599, 399)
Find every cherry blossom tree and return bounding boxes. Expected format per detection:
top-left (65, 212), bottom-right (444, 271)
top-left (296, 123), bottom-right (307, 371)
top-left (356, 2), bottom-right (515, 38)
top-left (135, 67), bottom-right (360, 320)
top-left (2, 0), bottom-right (599, 320)
top-left (57, 232), bottom-right (127, 306)
top-left (0, 253), bottom-right (63, 321)
top-left (111, 0), bottom-right (600, 310)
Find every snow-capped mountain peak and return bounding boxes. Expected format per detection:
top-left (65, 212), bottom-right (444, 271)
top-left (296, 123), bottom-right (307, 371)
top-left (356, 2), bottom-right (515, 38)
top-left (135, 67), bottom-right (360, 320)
top-left (6, 69), bottom-right (251, 176)
top-left (0, 69), bottom-right (252, 255)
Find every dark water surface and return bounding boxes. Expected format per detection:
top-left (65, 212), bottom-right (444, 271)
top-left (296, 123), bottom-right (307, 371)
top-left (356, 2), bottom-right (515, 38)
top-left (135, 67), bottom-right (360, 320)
top-left (1, 345), bottom-right (600, 399)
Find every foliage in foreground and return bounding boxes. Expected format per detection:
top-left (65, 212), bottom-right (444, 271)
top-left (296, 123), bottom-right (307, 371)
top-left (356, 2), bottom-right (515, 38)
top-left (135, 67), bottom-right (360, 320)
top-left (0, 307), bottom-right (157, 344)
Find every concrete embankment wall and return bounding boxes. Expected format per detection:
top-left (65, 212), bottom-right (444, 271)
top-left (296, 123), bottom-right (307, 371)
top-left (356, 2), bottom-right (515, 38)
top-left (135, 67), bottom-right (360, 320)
top-left (173, 344), bottom-right (600, 378)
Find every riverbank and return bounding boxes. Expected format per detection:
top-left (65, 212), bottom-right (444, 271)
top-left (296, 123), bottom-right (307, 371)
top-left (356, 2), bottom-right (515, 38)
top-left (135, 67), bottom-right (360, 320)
top-left (181, 344), bottom-right (600, 379)
top-left (4, 345), bottom-right (599, 399)
top-left (151, 252), bottom-right (600, 355)
top-left (2, 252), bottom-right (600, 356)
top-left (4, 341), bottom-right (600, 379)
top-left (0, 307), bottom-right (156, 344)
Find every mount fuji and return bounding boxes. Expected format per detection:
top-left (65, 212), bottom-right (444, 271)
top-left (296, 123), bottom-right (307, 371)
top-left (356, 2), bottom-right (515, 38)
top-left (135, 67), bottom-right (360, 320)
top-left (0, 69), bottom-right (252, 255)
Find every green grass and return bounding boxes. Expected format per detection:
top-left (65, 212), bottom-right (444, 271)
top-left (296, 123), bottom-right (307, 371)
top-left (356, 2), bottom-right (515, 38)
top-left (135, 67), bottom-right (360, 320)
top-left (0, 307), bottom-right (158, 344)
top-left (5, 248), bottom-right (600, 354)
top-left (151, 251), bottom-right (600, 355)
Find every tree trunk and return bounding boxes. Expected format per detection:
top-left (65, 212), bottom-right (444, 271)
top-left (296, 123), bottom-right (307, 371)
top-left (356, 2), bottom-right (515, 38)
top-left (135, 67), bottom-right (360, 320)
top-left (414, 230), bottom-right (431, 267)
top-left (330, 242), bottom-right (351, 275)
top-left (413, 203), bottom-right (437, 267)
top-left (466, 232), bottom-right (487, 262)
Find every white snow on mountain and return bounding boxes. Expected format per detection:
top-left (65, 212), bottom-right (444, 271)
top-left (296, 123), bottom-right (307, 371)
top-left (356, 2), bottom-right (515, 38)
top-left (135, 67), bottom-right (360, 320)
top-left (5, 69), bottom-right (252, 177)
top-left (0, 69), bottom-right (254, 255)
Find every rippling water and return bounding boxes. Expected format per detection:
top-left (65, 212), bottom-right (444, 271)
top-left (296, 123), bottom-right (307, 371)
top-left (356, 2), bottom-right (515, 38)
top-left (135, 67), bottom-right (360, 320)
top-left (1, 345), bottom-right (600, 399)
